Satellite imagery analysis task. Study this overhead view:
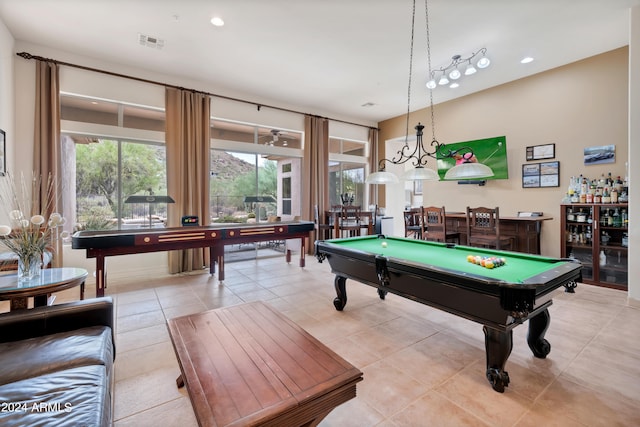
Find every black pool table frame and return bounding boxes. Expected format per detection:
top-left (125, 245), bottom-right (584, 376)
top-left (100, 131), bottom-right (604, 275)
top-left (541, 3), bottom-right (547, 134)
top-left (315, 237), bottom-right (581, 392)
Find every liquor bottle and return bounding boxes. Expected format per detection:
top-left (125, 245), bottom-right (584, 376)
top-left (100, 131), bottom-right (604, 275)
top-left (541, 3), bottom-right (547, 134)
top-left (566, 177), bottom-right (575, 198)
top-left (615, 176), bottom-right (623, 192)
top-left (607, 209), bottom-right (614, 226)
top-left (585, 226), bottom-right (592, 244)
top-left (621, 209), bottom-right (628, 227)
top-left (610, 187), bottom-right (618, 203)
top-left (602, 187), bottom-right (611, 204)
top-left (601, 209), bottom-right (609, 226)
top-left (599, 249), bottom-right (606, 267)
top-left (613, 208), bottom-right (621, 227)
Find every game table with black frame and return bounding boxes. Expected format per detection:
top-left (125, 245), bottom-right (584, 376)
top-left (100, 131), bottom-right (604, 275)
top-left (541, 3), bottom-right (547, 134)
top-left (72, 220), bottom-right (314, 297)
top-left (315, 235), bottom-right (582, 392)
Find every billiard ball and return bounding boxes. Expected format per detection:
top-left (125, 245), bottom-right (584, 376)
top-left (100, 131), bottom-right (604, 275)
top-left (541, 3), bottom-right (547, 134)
top-left (381, 241), bottom-right (388, 248)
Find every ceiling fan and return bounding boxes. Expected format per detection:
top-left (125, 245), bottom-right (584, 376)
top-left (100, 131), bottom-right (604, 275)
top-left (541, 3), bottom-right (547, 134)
top-left (260, 129), bottom-right (289, 146)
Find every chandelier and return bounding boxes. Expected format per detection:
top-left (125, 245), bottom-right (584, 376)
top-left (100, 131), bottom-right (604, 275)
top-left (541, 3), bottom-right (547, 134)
top-left (426, 48), bottom-right (490, 90)
top-left (366, 0), bottom-right (493, 184)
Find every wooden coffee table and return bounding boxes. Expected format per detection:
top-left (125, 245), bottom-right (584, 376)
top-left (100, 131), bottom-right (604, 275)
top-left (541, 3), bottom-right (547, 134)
top-left (167, 301), bottom-right (363, 427)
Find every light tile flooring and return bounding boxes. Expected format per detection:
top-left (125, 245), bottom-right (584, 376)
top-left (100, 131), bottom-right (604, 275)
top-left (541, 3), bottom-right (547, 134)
top-left (3, 255), bottom-right (640, 426)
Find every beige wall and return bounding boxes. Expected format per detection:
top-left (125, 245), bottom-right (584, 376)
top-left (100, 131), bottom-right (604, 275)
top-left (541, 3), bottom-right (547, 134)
top-left (377, 48), bottom-right (629, 258)
top-left (0, 18), bottom-right (14, 224)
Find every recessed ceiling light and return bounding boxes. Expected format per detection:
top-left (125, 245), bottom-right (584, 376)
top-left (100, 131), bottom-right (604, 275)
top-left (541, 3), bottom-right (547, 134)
top-left (521, 57), bottom-right (534, 64)
top-left (211, 17), bottom-right (224, 27)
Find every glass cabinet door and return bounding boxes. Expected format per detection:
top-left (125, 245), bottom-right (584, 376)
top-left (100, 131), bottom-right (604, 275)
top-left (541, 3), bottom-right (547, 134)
top-left (564, 205), bottom-right (594, 282)
top-left (597, 206), bottom-right (628, 286)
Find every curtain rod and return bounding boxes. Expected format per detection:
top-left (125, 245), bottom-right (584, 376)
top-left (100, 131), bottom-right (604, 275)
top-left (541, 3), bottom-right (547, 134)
top-left (16, 51), bottom-right (378, 131)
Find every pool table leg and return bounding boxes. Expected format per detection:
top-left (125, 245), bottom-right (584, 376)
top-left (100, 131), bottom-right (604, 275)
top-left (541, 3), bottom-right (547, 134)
top-left (527, 308), bottom-right (551, 358)
top-left (483, 326), bottom-right (512, 393)
top-left (333, 276), bottom-right (347, 311)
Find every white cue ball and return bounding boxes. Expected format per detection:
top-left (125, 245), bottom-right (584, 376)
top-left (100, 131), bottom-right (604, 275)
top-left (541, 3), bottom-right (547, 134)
top-left (381, 241), bottom-right (388, 248)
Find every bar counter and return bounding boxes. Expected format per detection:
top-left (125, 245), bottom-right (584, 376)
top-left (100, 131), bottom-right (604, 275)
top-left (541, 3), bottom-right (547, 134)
top-left (444, 212), bottom-right (552, 254)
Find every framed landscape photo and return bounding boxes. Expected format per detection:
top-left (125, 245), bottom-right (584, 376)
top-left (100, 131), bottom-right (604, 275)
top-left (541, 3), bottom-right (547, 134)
top-left (522, 161), bottom-right (560, 188)
top-left (522, 163), bottom-right (540, 188)
top-left (0, 129), bottom-right (5, 176)
top-left (540, 161), bottom-right (560, 187)
top-left (526, 143), bottom-right (555, 161)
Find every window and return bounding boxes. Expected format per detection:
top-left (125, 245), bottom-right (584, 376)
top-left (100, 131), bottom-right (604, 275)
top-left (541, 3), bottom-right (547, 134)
top-left (61, 94), bottom-right (167, 232)
top-left (282, 176), bottom-right (292, 215)
top-left (329, 137), bottom-right (366, 156)
top-left (328, 135), bottom-right (368, 207)
top-left (210, 119), bottom-right (303, 223)
top-left (329, 161), bottom-right (366, 207)
top-left (72, 138), bottom-right (167, 230)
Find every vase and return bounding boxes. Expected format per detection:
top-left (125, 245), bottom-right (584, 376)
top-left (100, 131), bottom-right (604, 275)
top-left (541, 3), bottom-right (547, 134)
top-left (17, 253), bottom-right (43, 281)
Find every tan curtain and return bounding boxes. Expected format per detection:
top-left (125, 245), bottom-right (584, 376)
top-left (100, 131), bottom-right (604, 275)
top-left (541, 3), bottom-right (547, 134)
top-left (368, 127), bottom-right (379, 205)
top-left (165, 87), bottom-right (211, 273)
top-left (34, 60), bottom-right (63, 266)
top-left (302, 115), bottom-right (329, 253)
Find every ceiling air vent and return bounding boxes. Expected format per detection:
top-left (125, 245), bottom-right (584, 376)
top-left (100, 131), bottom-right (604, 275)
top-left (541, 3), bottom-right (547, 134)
top-left (138, 33), bottom-right (165, 50)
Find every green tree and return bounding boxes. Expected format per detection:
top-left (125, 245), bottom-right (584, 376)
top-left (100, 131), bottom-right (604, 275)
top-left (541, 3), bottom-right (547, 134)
top-left (230, 160), bottom-right (277, 199)
top-left (76, 140), bottom-right (164, 211)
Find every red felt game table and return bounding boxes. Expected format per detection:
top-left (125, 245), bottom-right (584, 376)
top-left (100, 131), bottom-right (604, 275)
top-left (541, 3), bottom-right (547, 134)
top-left (315, 235), bottom-right (582, 392)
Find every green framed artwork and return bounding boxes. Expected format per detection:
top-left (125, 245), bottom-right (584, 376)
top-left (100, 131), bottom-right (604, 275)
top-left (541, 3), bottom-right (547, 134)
top-left (436, 135), bottom-right (508, 180)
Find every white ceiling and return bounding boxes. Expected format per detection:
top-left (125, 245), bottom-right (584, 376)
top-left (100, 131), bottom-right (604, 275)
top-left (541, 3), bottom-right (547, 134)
top-left (0, 0), bottom-right (638, 125)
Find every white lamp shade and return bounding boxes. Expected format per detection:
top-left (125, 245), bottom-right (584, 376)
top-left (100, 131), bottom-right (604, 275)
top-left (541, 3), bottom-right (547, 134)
top-left (438, 75), bottom-right (449, 85)
top-left (444, 162), bottom-right (494, 180)
top-left (402, 166), bottom-right (439, 181)
top-left (465, 63), bottom-right (477, 75)
top-left (449, 68), bottom-right (461, 80)
top-left (366, 170), bottom-right (400, 184)
top-left (426, 79), bottom-right (437, 89)
top-left (477, 56), bottom-right (491, 69)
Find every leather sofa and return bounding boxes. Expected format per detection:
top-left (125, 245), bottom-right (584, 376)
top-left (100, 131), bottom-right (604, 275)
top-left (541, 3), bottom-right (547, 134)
top-left (0, 297), bottom-right (115, 426)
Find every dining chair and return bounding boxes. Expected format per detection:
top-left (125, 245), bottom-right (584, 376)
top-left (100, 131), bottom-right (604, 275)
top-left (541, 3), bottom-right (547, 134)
top-left (314, 205), bottom-right (332, 240)
top-left (337, 205), bottom-right (363, 237)
top-left (465, 206), bottom-right (513, 250)
top-left (403, 207), bottom-right (423, 239)
top-left (421, 206), bottom-right (459, 243)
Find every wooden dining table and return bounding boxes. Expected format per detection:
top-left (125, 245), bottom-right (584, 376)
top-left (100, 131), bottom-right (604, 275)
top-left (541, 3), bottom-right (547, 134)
top-left (325, 209), bottom-right (375, 238)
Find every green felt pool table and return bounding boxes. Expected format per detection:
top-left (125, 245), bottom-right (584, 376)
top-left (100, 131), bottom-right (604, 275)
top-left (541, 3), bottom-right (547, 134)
top-left (315, 235), bottom-right (582, 392)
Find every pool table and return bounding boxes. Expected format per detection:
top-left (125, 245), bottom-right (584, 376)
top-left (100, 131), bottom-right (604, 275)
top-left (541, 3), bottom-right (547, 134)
top-left (315, 235), bottom-right (581, 392)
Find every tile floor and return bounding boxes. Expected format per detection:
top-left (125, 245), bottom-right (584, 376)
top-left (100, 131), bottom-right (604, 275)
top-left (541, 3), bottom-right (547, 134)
top-left (3, 254), bottom-right (640, 426)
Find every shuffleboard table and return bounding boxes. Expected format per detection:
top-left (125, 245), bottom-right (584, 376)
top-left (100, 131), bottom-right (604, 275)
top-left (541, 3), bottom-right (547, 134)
top-left (315, 235), bottom-right (581, 392)
top-left (72, 221), bottom-right (314, 297)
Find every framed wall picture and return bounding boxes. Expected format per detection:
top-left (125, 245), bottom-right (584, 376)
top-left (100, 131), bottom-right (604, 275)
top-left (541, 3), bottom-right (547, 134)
top-left (584, 144), bottom-right (615, 165)
top-left (0, 129), bottom-right (5, 176)
top-left (522, 161), bottom-right (560, 188)
top-left (413, 179), bottom-right (423, 195)
top-left (526, 143), bottom-right (555, 161)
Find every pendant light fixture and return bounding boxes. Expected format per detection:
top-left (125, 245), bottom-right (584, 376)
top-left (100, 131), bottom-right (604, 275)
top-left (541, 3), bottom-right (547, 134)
top-left (366, 0), bottom-right (493, 185)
